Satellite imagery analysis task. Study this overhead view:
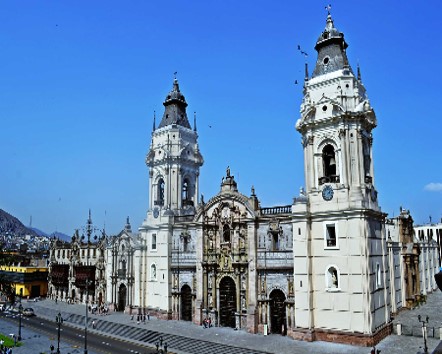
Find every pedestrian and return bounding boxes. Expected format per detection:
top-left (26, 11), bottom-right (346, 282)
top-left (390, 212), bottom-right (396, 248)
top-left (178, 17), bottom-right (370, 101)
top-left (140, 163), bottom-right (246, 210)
top-left (147, 312), bottom-right (150, 321)
top-left (92, 320), bottom-right (96, 329)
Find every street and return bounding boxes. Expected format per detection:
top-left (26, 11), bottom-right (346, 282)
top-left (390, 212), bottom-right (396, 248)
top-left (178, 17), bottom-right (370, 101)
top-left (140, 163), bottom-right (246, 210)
top-left (0, 312), bottom-right (157, 354)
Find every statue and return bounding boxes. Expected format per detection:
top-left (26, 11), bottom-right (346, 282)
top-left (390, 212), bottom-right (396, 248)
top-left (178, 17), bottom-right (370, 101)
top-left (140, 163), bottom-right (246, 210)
top-left (241, 274), bottom-right (247, 290)
top-left (331, 271), bottom-right (338, 288)
top-left (226, 166), bottom-right (230, 177)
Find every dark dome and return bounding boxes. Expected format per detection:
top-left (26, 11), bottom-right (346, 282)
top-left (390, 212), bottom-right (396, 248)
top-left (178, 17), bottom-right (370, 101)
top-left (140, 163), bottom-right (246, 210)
top-left (315, 14), bottom-right (347, 51)
top-left (164, 79), bottom-right (187, 107)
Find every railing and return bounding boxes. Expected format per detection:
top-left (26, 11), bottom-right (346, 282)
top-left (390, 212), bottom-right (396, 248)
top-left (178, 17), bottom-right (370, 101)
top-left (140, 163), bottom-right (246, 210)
top-left (260, 205), bottom-right (292, 215)
top-left (171, 252), bottom-right (197, 268)
top-left (174, 215), bottom-right (194, 222)
top-left (182, 200), bottom-right (194, 207)
top-left (154, 200), bottom-right (164, 206)
top-left (256, 250), bottom-right (293, 268)
top-left (318, 175), bottom-right (340, 185)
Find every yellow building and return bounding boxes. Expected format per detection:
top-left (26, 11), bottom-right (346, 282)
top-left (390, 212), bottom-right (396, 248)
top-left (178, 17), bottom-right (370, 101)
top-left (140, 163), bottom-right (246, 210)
top-left (0, 265), bottom-right (48, 298)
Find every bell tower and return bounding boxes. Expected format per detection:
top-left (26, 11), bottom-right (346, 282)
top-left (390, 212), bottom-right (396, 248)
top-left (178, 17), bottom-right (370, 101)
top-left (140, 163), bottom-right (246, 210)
top-left (292, 13), bottom-right (391, 346)
top-left (140, 77), bottom-right (204, 312)
top-left (297, 13), bottom-right (379, 205)
top-left (145, 77), bottom-right (204, 221)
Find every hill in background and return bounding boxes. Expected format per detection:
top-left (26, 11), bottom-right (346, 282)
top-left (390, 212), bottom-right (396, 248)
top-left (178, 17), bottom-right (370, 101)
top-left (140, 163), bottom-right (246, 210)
top-left (0, 209), bottom-right (39, 237)
top-left (0, 209), bottom-right (71, 241)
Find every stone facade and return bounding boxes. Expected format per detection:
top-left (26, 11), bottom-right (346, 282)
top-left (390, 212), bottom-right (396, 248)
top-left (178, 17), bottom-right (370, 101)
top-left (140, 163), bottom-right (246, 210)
top-left (387, 211), bottom-right (440, 313)
top-left (48, 211), bottom-right (107, 306)
top-left (106, 217), bottom-right (144, 312)
top-left (46, 12), bottom-right (441, 348)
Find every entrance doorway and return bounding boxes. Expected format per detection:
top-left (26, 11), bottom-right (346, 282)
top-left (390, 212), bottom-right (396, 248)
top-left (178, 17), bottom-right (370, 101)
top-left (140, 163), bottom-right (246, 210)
top-left (269, 289), bottom-right (286, 334)
top-left (219, 276), bottom-right (236, 328)
top-left (118, 284), bottom-right (127, 311)
top-left (181, 285), bottom-right (192, 321)
top-left (31, 285), bottom-right (40, 298)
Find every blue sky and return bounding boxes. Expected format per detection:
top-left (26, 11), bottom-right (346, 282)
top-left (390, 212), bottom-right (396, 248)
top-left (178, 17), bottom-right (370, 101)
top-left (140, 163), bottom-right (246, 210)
top-left (1, 1), bottom-right (441, 235)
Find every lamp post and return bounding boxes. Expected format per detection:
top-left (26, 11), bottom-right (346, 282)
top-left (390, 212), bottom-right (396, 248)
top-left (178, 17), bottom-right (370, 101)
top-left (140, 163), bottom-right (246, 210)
top-left (84, 279), bottom-right (92, 354)
top-left (56, 312), bottom-right (63, 354)
top-left (155, 335), bottom-right (167, 353)
top-left (418, 315), bottom-right (429, 354)
top-left (17, 302), bottom-right (23, 341)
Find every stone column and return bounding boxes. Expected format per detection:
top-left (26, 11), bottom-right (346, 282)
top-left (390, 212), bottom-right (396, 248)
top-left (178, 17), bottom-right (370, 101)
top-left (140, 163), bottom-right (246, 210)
top-left (406, 259), bottom-right (413, 302)
top-left (414, 257), bottom-right (420, 296)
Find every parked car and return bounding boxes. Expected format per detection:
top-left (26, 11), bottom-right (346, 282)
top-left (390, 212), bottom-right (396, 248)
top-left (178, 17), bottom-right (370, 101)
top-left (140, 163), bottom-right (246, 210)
top-left (23, 308), bottom-right (35, 317)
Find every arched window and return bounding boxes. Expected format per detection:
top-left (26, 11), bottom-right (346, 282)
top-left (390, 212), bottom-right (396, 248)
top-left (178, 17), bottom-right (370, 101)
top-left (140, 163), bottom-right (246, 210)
top-left (223, 224), bottom-right (231, 244)
top-left (156, 178), bottom-right (165, 206)
top-left (326, 266), bottom-right (339, 291)
top-left (322, 144), bottom-right (337, 178)
top-left (272, 232), bottom-right (279, 251)
top-left (182, 179), bottom-right (189, 201)
top-left (182, 178), bottom-right (193, 207)
top-left (151, 264), bottom-right (157, 280)
top-left (183, 235), bottom-right (189, 252)
top-left (363, 138), bottom-right (371, 180)
top-left (376, 263), bottom-right (382, 288)
top-left (119, 259), bottom-right (126, 278)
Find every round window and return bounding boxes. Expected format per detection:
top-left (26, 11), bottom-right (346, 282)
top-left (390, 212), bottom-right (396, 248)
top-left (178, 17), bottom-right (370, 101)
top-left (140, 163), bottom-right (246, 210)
top-left (323, 57), bottom-right (330, 65)
top-left (322, 105), bottom-right (328, 112)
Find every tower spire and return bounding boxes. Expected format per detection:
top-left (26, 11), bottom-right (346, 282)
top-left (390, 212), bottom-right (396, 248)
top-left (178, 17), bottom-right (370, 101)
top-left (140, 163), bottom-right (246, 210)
top-left (194, 111), bottom-right (197, 132)
top-left (312, 11), bottom-right (351, 78)
top-left (157, 76), bottom-right (191, 129)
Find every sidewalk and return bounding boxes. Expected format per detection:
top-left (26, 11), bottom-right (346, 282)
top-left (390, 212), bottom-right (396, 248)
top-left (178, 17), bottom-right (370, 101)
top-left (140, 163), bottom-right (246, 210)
top-left (25, 293), bottom-right (442, 354)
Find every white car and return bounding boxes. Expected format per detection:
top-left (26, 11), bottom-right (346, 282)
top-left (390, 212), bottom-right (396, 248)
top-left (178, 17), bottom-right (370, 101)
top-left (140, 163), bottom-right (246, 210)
top-left (23, 308), bottom-right (35, 317)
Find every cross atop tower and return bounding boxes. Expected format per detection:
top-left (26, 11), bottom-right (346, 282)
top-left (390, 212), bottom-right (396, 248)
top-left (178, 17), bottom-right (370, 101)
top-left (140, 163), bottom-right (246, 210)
top-left (325, 4), bottom-right (332, 15)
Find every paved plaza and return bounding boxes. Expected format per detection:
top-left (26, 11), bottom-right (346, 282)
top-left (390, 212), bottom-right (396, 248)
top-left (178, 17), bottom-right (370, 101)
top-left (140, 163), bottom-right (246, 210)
top-left (2, 291), bottom-right (442, 354)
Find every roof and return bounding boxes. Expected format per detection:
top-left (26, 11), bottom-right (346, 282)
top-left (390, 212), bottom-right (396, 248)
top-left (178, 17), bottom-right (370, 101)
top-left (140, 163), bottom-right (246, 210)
top-left (157, 78), bottom-right (192, 129)
top-left (311, 14), bottom-right (353, 78)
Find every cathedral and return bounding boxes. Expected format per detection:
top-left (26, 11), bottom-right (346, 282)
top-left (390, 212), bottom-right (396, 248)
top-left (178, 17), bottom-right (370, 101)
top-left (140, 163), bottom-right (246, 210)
top-left (48, 12), bottom-right (440, 347)
top-left (107, 12), bottom-right (393, 346)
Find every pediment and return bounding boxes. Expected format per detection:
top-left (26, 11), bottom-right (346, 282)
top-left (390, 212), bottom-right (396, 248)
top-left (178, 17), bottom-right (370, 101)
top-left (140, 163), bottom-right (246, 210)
top-left (195, 192), bottom-right (256, 222)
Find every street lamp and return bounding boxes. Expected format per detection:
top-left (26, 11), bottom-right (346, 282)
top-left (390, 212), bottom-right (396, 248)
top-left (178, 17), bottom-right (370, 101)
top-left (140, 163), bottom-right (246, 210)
top-left (84, 279), bottom-right (93, 354)
top-left (155, 336), bottom-right (167, 353)
top-left (418, 315), bottom-right (429, 354)
top-left (56, 312), bottom-right (63, 354)
top-left (17, 303), bottom-right (23, 341)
